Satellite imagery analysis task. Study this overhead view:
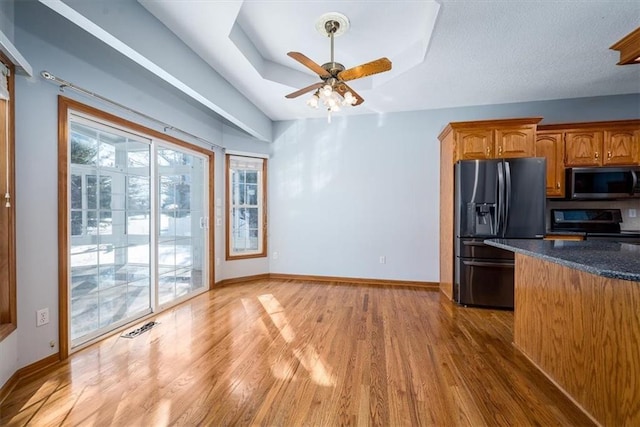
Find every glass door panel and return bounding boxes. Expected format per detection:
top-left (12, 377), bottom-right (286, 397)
top-left (157, 146), bottom-right (207, 307)
top-left (69, 118), bottom-right (152, 346)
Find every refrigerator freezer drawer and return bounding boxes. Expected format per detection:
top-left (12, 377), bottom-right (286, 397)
top-left (456, 238), bottom-right (515, 260)
top-left (456, 258), bottom-right (514, 309)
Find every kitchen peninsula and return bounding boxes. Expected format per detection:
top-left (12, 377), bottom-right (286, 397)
top-left (485, 239), bottom-right (640, 426)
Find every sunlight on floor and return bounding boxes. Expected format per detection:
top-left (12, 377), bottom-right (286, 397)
top-left (257, 294), bottom-right (336, 387)
top-left (257, 294), bottom-right (295, 343)
top-left (151, 398), bottom-right (172, 426)
top-left (20, 378), bottom-right (61, 411)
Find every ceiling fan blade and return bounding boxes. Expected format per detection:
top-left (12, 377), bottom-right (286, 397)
top-left (285, 82), bottom-right (323, 99)
top-left (338, 57), bottom-right (392, 82)
top-left (287, 52), bottom-right (330, 78)
top-left (335, 82), bottom-right (364, 106)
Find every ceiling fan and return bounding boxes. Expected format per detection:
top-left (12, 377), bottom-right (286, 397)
top-left (285, 13), bottom-right (392, 114)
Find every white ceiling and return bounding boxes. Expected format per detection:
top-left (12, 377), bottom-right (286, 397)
top-left (139, 0), bottom-right (639, 122)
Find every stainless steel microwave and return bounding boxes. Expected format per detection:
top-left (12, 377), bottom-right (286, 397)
top-left (566, 167), bottom-right (640, 199)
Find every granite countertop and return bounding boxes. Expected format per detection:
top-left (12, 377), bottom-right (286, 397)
top-left (485, 239), bottom-right (640, 282)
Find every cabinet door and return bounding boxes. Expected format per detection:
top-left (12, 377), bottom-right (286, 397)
top-left (603, 129), bottom-right (637, 165)
top-left (536, 132), bottom-right (565, 197)
top-left (495, 127), bottom-right (536, 158)
top-left (456, 129), bottom-right (494, 160)
top-left (565, 131), bottom-right (603, 166)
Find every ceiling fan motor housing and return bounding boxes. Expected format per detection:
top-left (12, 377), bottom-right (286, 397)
top-left (321, 62), bottom-right (345, 79)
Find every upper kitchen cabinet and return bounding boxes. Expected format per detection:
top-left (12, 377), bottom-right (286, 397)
top-left (536, 132), bottom-right (565, 197)
top-left (456, 129), bottom-right (494, 159)
top-left (565, 130), bottom-right (603, 166)
top-left (495, 127), bottom-right (537, 158)
top-left (444, 118), bottom-right (542, 162)
top-left (540, 120), bottom-right (640, 167)
top-left (604, 128), bottom-right (637, 165)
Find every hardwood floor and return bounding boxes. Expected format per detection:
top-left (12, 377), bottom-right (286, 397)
top-left (1, 279), bottom-right (593, 426)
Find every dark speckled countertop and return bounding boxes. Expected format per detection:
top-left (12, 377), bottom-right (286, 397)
top-left (484, 239), bottom-right (640, 282)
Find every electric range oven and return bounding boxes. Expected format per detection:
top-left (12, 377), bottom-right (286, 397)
top-left (550, 208), bottom-right (640, 243)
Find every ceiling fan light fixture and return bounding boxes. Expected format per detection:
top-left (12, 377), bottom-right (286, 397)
top-left (342, 91), bottom-right (357, 106)
top-left (306, 93), bottom-right (320, 108)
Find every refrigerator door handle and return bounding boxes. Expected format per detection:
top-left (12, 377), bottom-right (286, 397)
top-left (462, 241), bottom-right (487, 246)
top-left (504, 161), bottom-right (512, 235)
top-left (496, 162), bottom-right (505, 235)
top-left (631, 171), bottom-right (638, 195)
top-left (462, 260), bottom-right (514, 268)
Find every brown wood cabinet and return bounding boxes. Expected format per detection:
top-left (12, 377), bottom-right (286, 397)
top-left (438, 117), bottom-right (542, 299)
top-left (495, 127), bottom-right (536, 158)
top-left (565, 130), bottom-right (603, 166)
top-left (452, 118), bottom-right (541, 162)
top-left (535, 132), bottom-right (565, 197)
top-left (604, 128), bottom-right (637, 165)
top-left (539, 120), bottom-right (640, 167)
top-left (456, 129), bottom-right (493, 160)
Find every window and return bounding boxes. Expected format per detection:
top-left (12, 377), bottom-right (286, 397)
top-left (60, 97), bottom-right (214, 355)
top-left (226, 154), bottom-right (267, 259)
top-left (0, 58), bottom-right (15, 342)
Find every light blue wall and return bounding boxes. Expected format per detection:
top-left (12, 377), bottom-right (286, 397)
top-left (0, 0), bottom-right (14, 43)
top-left (269, 94), bottom-right (640, 282)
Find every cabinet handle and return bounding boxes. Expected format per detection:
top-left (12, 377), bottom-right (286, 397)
top-left (486, 146), bottom-right (490, 156)
top-left (498, 146), bottom-right (503, 156)
top-left (556, 182), bottom-right (560, 189)
top-left (595, 151), bottom-right (599, 160)
top-left (607, 151), bottom-right (612, 159)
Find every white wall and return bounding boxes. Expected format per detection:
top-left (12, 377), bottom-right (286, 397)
top-left (269, 94), bottom-right (640, 282)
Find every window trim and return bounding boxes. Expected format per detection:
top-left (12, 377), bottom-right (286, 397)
top-left (0, 55), bottom-right (16, 342)
top-left (58, 96), bottom-right (215, 358)
top-left (225, 154), bottom-right (267, 260)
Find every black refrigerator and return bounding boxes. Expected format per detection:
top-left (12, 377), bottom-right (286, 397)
top-left (454, 158), bottom-right (546, 309)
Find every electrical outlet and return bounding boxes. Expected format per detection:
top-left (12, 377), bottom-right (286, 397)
top-left (36, 308), bottom-right (49, 327)
top-left (379, 256), bottom-right (386, 264)
top-left (629, 208), bottom-right (637, 218)
top-left (272, 251), bottom-right (279, 260)
top-left (216, 257), bottom-right (221, 266)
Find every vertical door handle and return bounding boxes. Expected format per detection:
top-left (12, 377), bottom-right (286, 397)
top-left (486, 145), bottom-right (491, 157)
top-left (498, 145), bottom-right (503, 156)
top-left (595, 151), bottom-right (599, 160)
top-left (504, 161), bottom-right (511, 236)
top-left (496, 163), bottom-right (504, 235)
top-left (556, 182), bottom-right (560, 189)
top-left (607, 151), bottom-right (612, 160)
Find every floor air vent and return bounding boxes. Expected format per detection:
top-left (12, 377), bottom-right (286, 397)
top-left (121, 321), bottom-right (159, 338)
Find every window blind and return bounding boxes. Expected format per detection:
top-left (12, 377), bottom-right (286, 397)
top-left (0, 63), bottom-right (9, 101)
top-left (229, 155), bottom-right (264, 170)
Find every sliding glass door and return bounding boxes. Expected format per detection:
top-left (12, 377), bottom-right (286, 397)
top-left (69, 118), bottom-right (152, 345)
top-left (68, 114), bottom-right (210, 349)
top-left (157, 145), bottom-right (208, 307)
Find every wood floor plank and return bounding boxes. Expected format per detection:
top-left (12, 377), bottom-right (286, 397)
top-left (1, 279), bottom-right (594, 426)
